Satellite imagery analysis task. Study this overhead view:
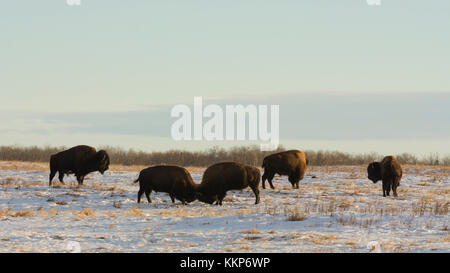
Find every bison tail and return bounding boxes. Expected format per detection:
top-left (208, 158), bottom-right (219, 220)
top-left (133, 178), bottom-right (139, 183)
top-left (262, 158), bottom-right (267, 168)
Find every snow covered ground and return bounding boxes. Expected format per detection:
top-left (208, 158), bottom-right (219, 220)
top-left (0, 162), bottom-right (448, 253)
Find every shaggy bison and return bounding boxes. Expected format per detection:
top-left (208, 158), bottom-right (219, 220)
top-left (261, 150), bottom-right (307, 189)
top-left (196, 162), bottom-right (261, 205)
top-left (367, 155), bottom-right (403, 197)
top-left (134, 165), bottom-right (198, 205)
top-left (49, 145), bottom-right (110, 186)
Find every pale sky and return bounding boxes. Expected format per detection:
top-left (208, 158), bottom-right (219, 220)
top-left (1, 0), bottom-right (449, 156)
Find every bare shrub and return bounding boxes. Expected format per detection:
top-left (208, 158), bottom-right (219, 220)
top-left (0, 209), bottom-right (35, 218)
top-left (127, 206), bottom-right (145, 217)
top-left (1, 145), bottom-right (448, 166)
top-left (284, 206), bottom-right (307, 221)
top-left (77, 208), bottom-right (95, 217)
top-left (245, 226), bottom-right (260, 234)
top-left (113, 201), bottom-right (122, 209)
top-left (433, 201), bottom-right (448, 215)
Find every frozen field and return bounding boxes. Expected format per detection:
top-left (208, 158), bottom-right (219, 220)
top-left (0, 161), bottom-right (448, 253)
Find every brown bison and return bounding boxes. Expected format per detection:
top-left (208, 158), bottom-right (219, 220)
top-left (196, 162), bottom-right (261, 205)
top-left (367, 155), bottom-right (403, 197)
top-left (261, 150), bottom-right (307, 189)
top-left (49, 145), bottom-right (110, 186)
top-left (134, 165), bottom-right (198, 205)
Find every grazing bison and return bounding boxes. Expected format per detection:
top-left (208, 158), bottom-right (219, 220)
top-left (196, 162), bottom-right (261, 205)
top-left (134, 165), bottom-right (198, 205)
top-left (49, 145), bottom-right (110, 186)
top-left (367, 155), bottom-right (403, 197)
top-left (261, 150), bottom-right (307, 189)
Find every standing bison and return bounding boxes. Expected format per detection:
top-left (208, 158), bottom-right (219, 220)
top-left (49, 145), bottom-right (110, 186)
top-left (134, 165), bottom-right (198, 205)
top-left (261, 150), bottom-right (307, 189)
top-left (367, 155), bottom-right (403, 197)
top-left (196, 162), bottom-right (261, 205)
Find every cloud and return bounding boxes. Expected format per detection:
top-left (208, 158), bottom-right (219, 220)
top-left (0, 117), bottom-right (82, 135)
top-left (202, 92), bottom-right (450, 140)
top-left (0, 93), bottom-right (448, 154)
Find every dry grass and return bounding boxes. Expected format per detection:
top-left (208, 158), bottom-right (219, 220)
top-left (111, 164), bottom-right (206, 173)
top-left (299, 233), bottom-right (338, 245)
top-left (76, 208), bottom-right (96, 218)
top-left (239, 245), bottom-right (252, 251)
top-left (126, 206), bottom-right (146, 217)
top-left (0, 209), bottom-right (36, 218)
top-left (37, 208), bottom-right (60, 216)
top-left (284, 206), bottom-right (307, 221)
top-left (412, 195), bottom-right (449, 216)
top-left (0, 161), bottom-right (49, 171)
top-left (245, 226), bottom-right (260, 234)
top-left (0, 160), bottom-right (207, 173)
top-left (197, 208), bottom-right (255, 217)
top-left (440, 235), bottom-right (450, 243)
top-left (336, 214), bottom-right (379, 228)
top-left (337, 197), bottom-right (353, 210)
top-left (153, 208), bottom-right (196, 217)
top-left (3, 160), bottom-right (447, 173)
top-left (89, 183), bottom-right (126, 192)
top-left (244, 235), bottom-right (262, 241)
top-left (242, 227), bottom-right (263, 240)
top-left (337, 215), bottom-right (357, 226)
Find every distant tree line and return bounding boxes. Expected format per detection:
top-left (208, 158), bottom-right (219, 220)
top-left (0, 145), bottom-right (448, 166)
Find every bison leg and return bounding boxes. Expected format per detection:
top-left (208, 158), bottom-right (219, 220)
top-left (145, 189), bottom-right (152, 203)
top-left (385, 181), bottom-right (391, 196)
top-left (217, 192), bottom-right (226, 206)
top-left (169, 194), bottom-right (176, 203)
top-left (262, 172), bottom-right (275, 189)
top-left (77, 175), bottom-right (84, 186)
top-left (76, 175), bottom-right (85, 186)
top-left (137, 188), bottom-right (145, 203)
top-left (250, 186), bottom-right (260, 205)
top-left (49, 171), bottom-right (57, 186)
top-left (267, 173), bottom-right (275, 189)
top-left (382, 181), bottom-right (387, 197)
top-left (288, 175), bottom-right (299, 189)
top-left (268, 177), bottom-right (275, 189)
top-left (58, 173), bottom-right (65, 185)
top-left (262, 172), bottom-right (268, 189)
top-left (392, 182), bottom-right (398, 197)
top-left (180, 193), bottom-right (187, 205)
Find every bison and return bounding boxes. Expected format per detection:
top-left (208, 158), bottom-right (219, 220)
top-left (367, 155), bottom-right (403, 197)
top-left (49, 145), bottom-right (110, 186)
top-left (134, 165), bottom-right (198, 205)
top-left (261, 150), bottom-right (307, 189)
top-left (196, 162), bottom-right (261, 205)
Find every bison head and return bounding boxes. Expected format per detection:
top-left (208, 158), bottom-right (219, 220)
top-left (196, 193), bottom-right (217, 204)
top-left (96, 150), bottom-right (110, 174)
top-left (367, 162), bottom-right (381, 183)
